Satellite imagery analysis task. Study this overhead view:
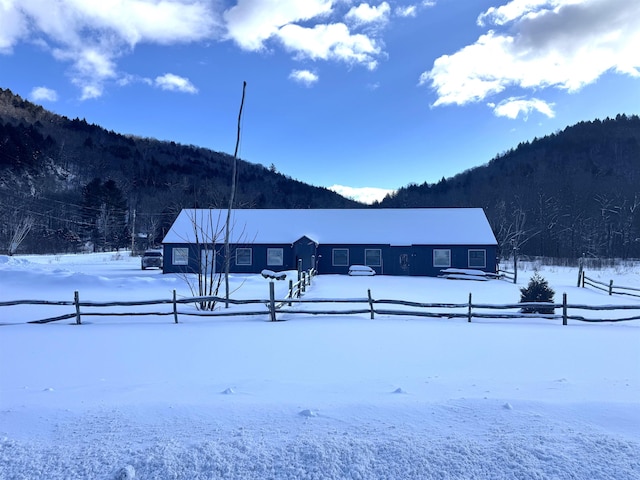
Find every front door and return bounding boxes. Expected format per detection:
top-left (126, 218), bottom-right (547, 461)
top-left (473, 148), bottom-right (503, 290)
top-left (399, 253), bottom-right (411, 275)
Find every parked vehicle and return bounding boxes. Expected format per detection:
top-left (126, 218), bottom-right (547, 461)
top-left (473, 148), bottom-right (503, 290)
top-left (348, 265), bottom-right (376, 276)
top-left (141, 250), bottom-right (163, 270)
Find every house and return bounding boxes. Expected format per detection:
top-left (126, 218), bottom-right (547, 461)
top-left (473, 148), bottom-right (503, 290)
top-left (161, 208), bottom-right (498, 276)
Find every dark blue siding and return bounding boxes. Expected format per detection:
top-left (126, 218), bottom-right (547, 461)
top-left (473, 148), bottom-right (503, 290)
top-left (164, 243), bottom-right (497, 277)
top-left (316, 244), bottom-right (497, 276)
top-left (162, 243), bottom-right (294, 274)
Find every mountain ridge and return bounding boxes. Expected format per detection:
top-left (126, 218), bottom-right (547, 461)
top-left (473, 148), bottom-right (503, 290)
top-left (379, 114), bottom-right (640, 259)
top-left (2, 87), bottom-right (639, 259)
top-left (0, 87), bottom-right (360, 253)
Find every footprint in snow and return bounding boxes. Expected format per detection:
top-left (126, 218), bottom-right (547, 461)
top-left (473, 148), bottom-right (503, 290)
top-left (115, 465), bottom-right (135, 479)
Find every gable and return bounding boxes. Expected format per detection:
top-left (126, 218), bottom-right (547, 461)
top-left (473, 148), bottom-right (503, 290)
top-left (162, 208), bottom-right (497, 246)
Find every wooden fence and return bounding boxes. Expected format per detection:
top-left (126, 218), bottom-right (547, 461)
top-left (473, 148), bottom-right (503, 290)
top-left (4, 278), bottom-right (640, 326)
top-left (498, 268), bottom-right (516, 284)
top-left (578, 270), bottom-right (640, 298)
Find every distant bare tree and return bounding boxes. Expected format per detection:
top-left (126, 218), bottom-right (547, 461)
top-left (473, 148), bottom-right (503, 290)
top-left (8, 214), bottom-right (34, 255)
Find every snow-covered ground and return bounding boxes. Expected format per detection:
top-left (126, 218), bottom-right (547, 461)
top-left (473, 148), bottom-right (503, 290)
top-left (0, 252), bottom-right (639, 479)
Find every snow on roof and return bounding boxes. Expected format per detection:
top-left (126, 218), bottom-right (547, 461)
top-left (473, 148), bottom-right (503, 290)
top-left (162, 208), bottom-right (498, 246)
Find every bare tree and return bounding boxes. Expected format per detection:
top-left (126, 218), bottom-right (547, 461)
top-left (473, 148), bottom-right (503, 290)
top-left (224, 81), bottom-right (247, 308)
top-left (8, 214), bottom-right (34, 255)
top-left (180, 210), bottom-right (226, 310)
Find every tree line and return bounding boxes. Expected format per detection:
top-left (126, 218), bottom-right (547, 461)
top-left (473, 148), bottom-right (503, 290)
top-left (2, 86), bottom-right (640, 260)
top-left (378, 114), bottom-right (640, 260)
top-left (0, 88), bottom-right (358, 254)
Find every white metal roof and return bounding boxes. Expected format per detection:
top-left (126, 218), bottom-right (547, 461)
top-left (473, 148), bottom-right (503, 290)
top-left (162, 208), bottom-right (498, 246)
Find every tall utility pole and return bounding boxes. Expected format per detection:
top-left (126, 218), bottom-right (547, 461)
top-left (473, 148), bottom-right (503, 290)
top-left (224, 81), bottom-right (247, 308)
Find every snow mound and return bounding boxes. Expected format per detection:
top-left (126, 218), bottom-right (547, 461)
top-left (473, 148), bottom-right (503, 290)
top-left (114, 465), bottom-right (135, 479)
top-left (221, 388), bottom-right (235, 395)
top-left (298, 409), bottom-right (318, 417)
top-left (392, 387), bottom-right (406, 394)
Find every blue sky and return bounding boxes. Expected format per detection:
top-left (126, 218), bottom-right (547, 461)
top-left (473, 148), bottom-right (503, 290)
top-left (1, 0), bottom-right (639, 203)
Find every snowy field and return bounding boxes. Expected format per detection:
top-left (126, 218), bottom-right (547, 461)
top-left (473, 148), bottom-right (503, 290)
top-left (0, 252), bottom-right (639, 479)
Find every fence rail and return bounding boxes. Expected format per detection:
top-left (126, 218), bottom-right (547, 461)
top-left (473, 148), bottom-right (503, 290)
top-left (498, 268), bottom-right (516, 284)
top-left (579, 270), bottom-right (640, 298)
top-left (5, 285), bottom-right (640, 326)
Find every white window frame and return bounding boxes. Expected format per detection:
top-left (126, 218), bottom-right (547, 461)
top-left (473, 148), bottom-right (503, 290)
top-left (364, 249), bottom-right (382, 267)
top-left (332, 248), bottom-right (349, 266)
top-left (236, 248), bottom-right (252, 266)
top-left (172, 247), bottom-right (189, 266)
top-left (433, 249), bottom-right (451, 268)
top-left (267, 248), bottom-right (284, 266)
top-left (468, 249), bottom-right (486, 268)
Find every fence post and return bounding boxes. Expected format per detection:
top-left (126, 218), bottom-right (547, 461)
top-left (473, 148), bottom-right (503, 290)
top-left (173, 289), bottom-right (179, 324)
top-left (609, 280), bottom-right (613, 296)
top-left (581, 270), bottom-right (585, 288)
top-left (562, 293), bottom-right (567, 326)
top-left (467, 292), bottom-right (472, 323)
top-left (368, 289), bottom-right (374, 320)
top-left (74, 290), bottom-right (81, 325)
top-left (301, 272), bottom-right (306, 293)
top-left (577, 264), bottom-right (583, 287)
top-left (269, 281), bottom-right (277, 322)
top-left (288, 279), bottom-right (293, 306)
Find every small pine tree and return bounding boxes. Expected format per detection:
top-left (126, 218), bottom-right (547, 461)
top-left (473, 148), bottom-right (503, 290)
top-left (519, 272), bottom-right (555, 314)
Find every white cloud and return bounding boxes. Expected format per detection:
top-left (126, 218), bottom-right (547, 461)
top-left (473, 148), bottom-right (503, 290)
top-left (329, 184), bottom-right (394, 204)
top-left (289, 69), bottom-right (319, 86)
top-left (3, 0), bottom-right (387, 98)
top-left (422, 0), bottom-right (640, 116)
top-left (345, 2), bottom-right (391, 25)
top-left (30, 86), bottom-right (58, 102)
top-left (1, 0), bottom-right (217, 99)
top-left (395, 6), bottom-right (417, 18)
top-left (478, 0), bottom-right (559, 27)
top-left (224, 0), bottom-right (382, 70)
top-left (155, 74), bottom-right (198, 94)
top-left (223, 0), bottom-right (333, 51)
top-left (278, 23), bottom-right (380, 69)
top-left (0, 1), bottom-right (28, 54)
top-left (492, 97), bottom-right (555, 119)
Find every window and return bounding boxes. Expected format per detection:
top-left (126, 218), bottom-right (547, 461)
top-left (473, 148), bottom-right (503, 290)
top-left (172, 247), bottom-right (188, 266)
top-left (332, 248), bottom-right (349, 266)
top-left (468, 249), bottom-right (486, 268)
top-left (364, 249), bottom-right (382, 267)
top-left (433, 249), bottom-right (451, 268)
top-left (236, 248), bottom-right (252, 266)
top-left (267, 248), bottom-right (283, 266)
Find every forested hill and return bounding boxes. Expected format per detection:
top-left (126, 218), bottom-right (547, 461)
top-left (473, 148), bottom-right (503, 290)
top-left (379, 115), bottom-right (640, 259)
top-left (3, 86), bottom-right (639, 259)
top-left (0, 88), bottom-right (359, 253)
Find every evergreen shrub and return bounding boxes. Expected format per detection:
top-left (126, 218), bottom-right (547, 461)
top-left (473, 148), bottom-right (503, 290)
top-left (519, 272), bottom-right (555, 314)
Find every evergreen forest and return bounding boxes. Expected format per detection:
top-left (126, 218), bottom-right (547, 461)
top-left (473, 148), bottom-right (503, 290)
top-left (379, 114), bottom-right (640, 260)
top-left (0, 88), bottom-right (358, 254)
top-left (2, 87), bottom-right (639, 260)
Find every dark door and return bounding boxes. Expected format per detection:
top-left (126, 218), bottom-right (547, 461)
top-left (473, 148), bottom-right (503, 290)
top-left (399, 253), bottom-right (410, 274)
